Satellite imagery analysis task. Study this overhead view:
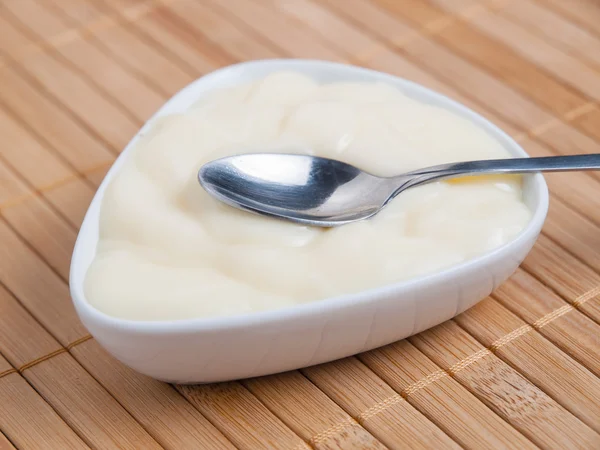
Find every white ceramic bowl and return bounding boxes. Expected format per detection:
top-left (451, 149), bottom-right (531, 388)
top-left (70, 59), bottom-right (548, 383)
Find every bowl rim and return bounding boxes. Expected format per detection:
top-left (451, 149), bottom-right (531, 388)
top-left (69, 58), bottom-right (549, 335)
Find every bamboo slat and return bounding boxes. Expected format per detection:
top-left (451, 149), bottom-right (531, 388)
top-left (177, 382), bottom-right (308, 449)
top-left (0, 432), bottom-right (16, 450)
top-left (43, 178), bottom-right (99, 229)
top-left (500, 0), bottom-right (600, 70)
top-left (1, 0), bottom-right (600, 448)
top-left (0, 64), bottom-right (116, 177)
top-left (360, 342), bottom-right (535, 448)
top-left (3, 0), bottom-right (71, 40)
top-left (46, 0), bottom-right (195, 98)
top-left (382, 0), bottom-right (586, 115)
top-left (46, 0), bottom-right (106, 24)
top-left (0, 164), bottom-right (27, 208)
top-left (454, 298), bottom-right (600, 431)
top-left (544, 198), bottom-right (600, 271)
top-left (202, 0), bottom-right (346, 62)
top-left (262, 0), bottom-right (390, 58)
top-left (57, 37), bottom-right (168, 123)
top-left (518, 139), bottom-right (600, 224)
top-left (494, 269), bottom-right (600, 377)
top-left (411, 321), bottom-right (600, 448)
top-left (523, 235), bottom-right (600, 323)
top-left (540, 0), bottom-right (600, 36)
top-left (0, 356), bottom-right (89, 450)
top-left (0, 266), bottom-right (232, 448)
top-left (0, 199), bottom-right (235, 448)
top-left (0, 220), bottom-right (88, 345)
top-left (0, 108), bottom-right (72, 191)
top-left (25, 354), bottom-right (163, 449)
top-left (574, 107), bottom-right (600, 143)
top-left (0, 285), bottom-right (64, 366)
top-left (128, 8), bottom-right (230, 73)
top-left (71, 340), bottom-right (235, 449)
top-left (323, 0), bottom-right (564, 133)
top-left (167, 0), bottom-right (283, 61)
top-left (1, 188), bottom-right (76, 280)
top-left (0, 285), bottom-right (162, 449)
top-left (303, 358), bottom-right (460, 449)
top-left (244, 371), bottom-right (385, 449)
top-left (18, 50), bottom-right (141, 147)
top-left (0, 7), bottom-right (141, 147)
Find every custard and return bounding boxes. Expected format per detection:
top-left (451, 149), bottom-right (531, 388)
top-left (85, 72), bottom-right (531, 321)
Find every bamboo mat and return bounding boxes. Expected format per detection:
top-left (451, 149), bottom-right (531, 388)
top-left (0, 0), bottom-right (599, 448)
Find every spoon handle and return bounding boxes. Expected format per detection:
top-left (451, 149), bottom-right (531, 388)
top-left (400, 154), bottom-right (600, 188)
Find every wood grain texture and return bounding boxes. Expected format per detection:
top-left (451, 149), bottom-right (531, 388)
top-left (0, 106), bottom-right (73, 190)
top-left (323, 0), bottom-right (600, 163)
top-left (494, 269), bottom-right (600, 377)
top-left (100, 0), bottom-right (236, 74)
top-left (0, 125), bottom-right (234, 450)
top-left (44, 177), bottom-right (101, 228)
top-left (413, 320), bottom-right (600, 446)
top-left (0, 283), bottom-right (161, 449)
top-left (0, 358), bottom-right (89, 449)
top-left (2, 192), bottom-right (77, 280)
top-left (0, 220), bottom-right (234, 449)
top-left (177, 382), bottom-right (309, 449)
top-left (0, 284), bottom-right (64, 365)
top-left (431, 0), bottom-right (600, 97)
top-left (380, 0), bottom-right (587, 115)
top-left (573, 106), bottom-right (600, 142)
top-left (540, 0), bottom-right (600, 36)
top-left (454, 298), bottom-right (600, 432)
top-left (500, 0), bottom-right (600, 70)
top-left (167, 0), bottom-right (282, 62)
top-left (71, 340), bottom-right (235, 450)
top-left (245, 371), bottom-right (385, 449)
top-left (25, 354), bottom-right (162, 449)
top-left (0, 11), bottom-right (140, 150)
top-left (203, 0), bottom-right (346, 62)
top-left (262, 0), bottom-right (389, 58)
top-left (522, 235), bottom-right (600, 323)
top-left (47, 0), bottom-right (106, 24)
top-left (127, 7), bottom-right (231, 73)
top-left (44, 0), bottom-right (194, 97)
top-left (1, 0), bottom-right (600, 447)
top-left (303, 357), bottom-right (460, 449)
top-left (0, 64), bottom-right (116, 176)
top-left (360, 342), bottom-right (535, 449)
top-left (0, 432), bottom-right (16, 450)
top-left (31, 0), bottom-right (171, 118)
top-left (0, 220), bottom-right (88, 345)
top-left (321, 0), bottom-right (542, 121)
top-left (543, 197), bottom-right (600, 274)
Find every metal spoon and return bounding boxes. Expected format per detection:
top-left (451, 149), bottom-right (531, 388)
top-left (198, 153), bottom-right (600, 227)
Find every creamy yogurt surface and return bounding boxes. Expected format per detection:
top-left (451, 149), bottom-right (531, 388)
top-left (85, 71), bottom-right (532, 321)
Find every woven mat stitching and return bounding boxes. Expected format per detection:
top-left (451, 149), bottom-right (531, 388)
top-left (0, 335), bottom-right (92, 378)
top-left (0, 285), bottom-right (597, 447)
top-left (1, 2), bottom-right (598, 444)
top-left (297, 284), bottom-right (598, 446)
top-left (0, 162), bottom-right (112, 210)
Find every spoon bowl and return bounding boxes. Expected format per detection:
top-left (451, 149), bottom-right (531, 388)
top-left (199, 153), bottom-right (392, 226)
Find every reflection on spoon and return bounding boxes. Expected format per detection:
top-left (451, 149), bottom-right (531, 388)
top-left (199, 152), bottom-right (600, 227)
